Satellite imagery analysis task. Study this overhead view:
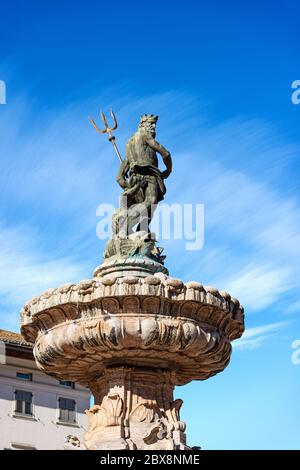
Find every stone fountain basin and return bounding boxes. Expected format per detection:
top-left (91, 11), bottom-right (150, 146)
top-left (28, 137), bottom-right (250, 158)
top-left (20, 273), bottom-right (244, 386)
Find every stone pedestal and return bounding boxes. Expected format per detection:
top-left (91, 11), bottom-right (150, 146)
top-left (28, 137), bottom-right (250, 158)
top-left (86, 367), bottom-right (186, 450)
top-left (93, 255), bottom-right (168, 279)
top-left (20, 271), bottom-right (244, 449)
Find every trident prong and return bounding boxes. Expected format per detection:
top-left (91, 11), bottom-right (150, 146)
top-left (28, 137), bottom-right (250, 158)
top-left (89, 108), bottom-right (122, 163)
top-left (100, 109), bottom-right (118, 133)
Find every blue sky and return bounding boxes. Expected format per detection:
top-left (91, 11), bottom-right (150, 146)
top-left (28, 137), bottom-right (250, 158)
top-left (0, 0), bottom-right (300, 449)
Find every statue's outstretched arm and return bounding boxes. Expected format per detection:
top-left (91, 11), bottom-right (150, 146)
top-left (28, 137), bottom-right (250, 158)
top-left (116, 157), bottom-right (129, 189)
top-left (146, 137), bottom-right (172, 178)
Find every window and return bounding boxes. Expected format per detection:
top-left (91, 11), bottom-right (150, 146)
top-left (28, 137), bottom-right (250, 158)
top-left (58, 397), bottom-right (76, 424)
top-left (59, 380), bottom-right (74, 389)
top-left (16, 372), bottom-right (32, 381)
top-left (14, 390), bottom-right (33, 416)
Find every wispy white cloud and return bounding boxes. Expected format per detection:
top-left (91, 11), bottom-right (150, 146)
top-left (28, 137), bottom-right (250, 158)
top-left (0, 224), bottom-right (86, 307)
top-left (165, 117), bottom-right (300, 313)
top-left (223, 264), bottom-right (294, 311)
top-left (233, 321), bottom-right (289, 351)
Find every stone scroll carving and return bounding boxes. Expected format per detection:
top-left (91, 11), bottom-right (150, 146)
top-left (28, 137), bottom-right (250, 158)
top-left (85, 368), bottom-right (187, 450)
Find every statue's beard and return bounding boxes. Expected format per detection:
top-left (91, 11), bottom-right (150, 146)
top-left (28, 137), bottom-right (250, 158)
top-left (140, 124), bottom-right (156, 138)
top-left (145, 126), bottom-right (156, 138)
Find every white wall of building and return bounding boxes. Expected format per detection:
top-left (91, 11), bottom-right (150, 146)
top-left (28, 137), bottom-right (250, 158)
top-left (0, 353), bottom-right (90, 449)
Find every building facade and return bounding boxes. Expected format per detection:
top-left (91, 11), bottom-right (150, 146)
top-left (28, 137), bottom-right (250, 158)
top-left (0, 329), bottom-right (90, 450)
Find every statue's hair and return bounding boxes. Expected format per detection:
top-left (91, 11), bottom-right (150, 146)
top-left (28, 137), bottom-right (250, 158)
top-left (139, 114), bottom-right (158, 127)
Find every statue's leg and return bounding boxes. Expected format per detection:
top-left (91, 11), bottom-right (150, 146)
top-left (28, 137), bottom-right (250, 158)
top-left (136, 181), bottom-right (158, 234)
top-left (121, 180), bottom-right (148, 234)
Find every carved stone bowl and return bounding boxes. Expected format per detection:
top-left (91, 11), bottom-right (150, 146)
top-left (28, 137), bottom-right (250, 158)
top-left (20, 273), bottom-right (244, 386)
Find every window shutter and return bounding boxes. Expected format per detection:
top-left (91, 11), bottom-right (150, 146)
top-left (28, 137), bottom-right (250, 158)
top-left (58, 397), bottom-right (76, 423)
top-left (15, 390), bottom-right (33, 415)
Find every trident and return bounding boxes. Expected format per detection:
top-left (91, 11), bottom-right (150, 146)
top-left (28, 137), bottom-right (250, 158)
top-left (88, 109), bottom-right (123, 163)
